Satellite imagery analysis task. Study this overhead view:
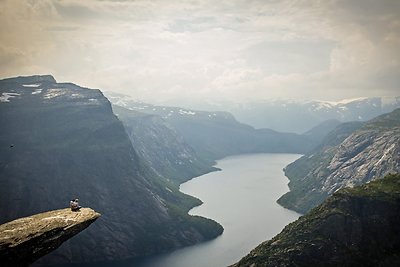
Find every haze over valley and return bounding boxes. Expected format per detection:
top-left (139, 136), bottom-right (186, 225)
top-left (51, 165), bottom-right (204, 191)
top-left (1, 1), bottom-right (400, 267)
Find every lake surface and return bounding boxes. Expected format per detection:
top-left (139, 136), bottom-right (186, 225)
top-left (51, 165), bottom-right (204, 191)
top-left (132, 153), bottom-right (301, 267)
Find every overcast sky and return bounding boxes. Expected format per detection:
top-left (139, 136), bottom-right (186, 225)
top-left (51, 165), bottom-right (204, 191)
top-left (1, 0), bottom-right (399, 104)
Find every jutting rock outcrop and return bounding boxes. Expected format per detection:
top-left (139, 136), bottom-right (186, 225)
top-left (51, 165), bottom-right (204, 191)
top-left (0, 75), bottom-right (223, 265)
top-left (0, 208), bottom-right (100, 267)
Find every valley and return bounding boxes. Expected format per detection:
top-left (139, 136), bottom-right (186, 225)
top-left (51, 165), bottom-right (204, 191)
top-left (1, 75), bottom-right (399, 267)
top-left (2, 2), bottom-right (400, 266)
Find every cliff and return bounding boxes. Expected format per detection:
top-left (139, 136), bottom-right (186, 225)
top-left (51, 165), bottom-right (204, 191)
top-left (233, 173), bottom-right (400, 267)
top-left (278, 108), bottom-right (400, 213)
top-left (106, 92), bottom-right (316, 161)
top-left (0, 208), bottom-right (100, 267)
top-left (0, 75), bottom-right (222, 265)
top-left (112, 105), bottom-right (217, 184)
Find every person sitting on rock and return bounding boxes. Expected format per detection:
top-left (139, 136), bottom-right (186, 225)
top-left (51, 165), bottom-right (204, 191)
top-left (70, 198), bottom-right (82, 211)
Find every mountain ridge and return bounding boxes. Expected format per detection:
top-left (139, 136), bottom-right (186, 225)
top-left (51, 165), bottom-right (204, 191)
top-left (278, 108), bottom-right (400, 213)
top-left (0, 75), bottom-right (223, 265)
top-left (105, 92), bottom-right (318, 161)
top-left (233, 173), bottom-right (400, 267)
top-left (223, 96), bottom-right (400, 133)
top-left (112, 105), bottom-right (218, 184)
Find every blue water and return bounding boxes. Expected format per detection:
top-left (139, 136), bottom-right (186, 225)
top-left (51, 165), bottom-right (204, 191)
top-left (131, 153), bottom-right (301, 267)
top-left (61, 153), bottom-right (301, 267)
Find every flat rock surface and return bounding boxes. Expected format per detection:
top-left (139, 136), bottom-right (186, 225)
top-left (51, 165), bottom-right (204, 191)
top-left (0, 208), bottom-right (100, 267)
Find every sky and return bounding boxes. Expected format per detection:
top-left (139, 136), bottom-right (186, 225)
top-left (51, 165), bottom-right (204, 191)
top-left (0, 0), bottom-right (399, 105)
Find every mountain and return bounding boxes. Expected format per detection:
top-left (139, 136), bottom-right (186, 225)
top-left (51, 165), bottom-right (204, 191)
top-left (112, 105), bottom-right (218, 184)
top-left (302, 119), bottom-right (341, 144)
top-left (217, 97), bottom-right (400, 133)
top-left (0, 208), bottom-right (100, 267)
top-left (233, 173), bottom-right (400, 267)
top-left (0, 75), bottom-right (222, 265)
top-left (278, 109), bottom-right (400, 213)
top-left (105, 92), bottom-right (317, 160)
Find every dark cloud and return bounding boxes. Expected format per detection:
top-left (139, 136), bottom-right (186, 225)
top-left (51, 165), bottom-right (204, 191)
top-left (336, 0), bottom-right (400, 16)
top-left (53, 1), bottom-right (99, 19)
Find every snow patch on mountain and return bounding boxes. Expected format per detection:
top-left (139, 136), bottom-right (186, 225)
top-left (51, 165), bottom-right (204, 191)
top-left (43, 89), bottom-right (66, 99)
top-left (0, 92), bottom-right (20, 102)
top-left (32, 89), bottom-right (42, 95)
top-left (178, 109), bottom-right (196, 115)
top-left (22, 84), bottom-right (41, 88)
top-left (322, 97), bottom-right (370, 105)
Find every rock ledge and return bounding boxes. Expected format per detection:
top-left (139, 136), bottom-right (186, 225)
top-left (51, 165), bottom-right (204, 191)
top-left (0, 208), bottom-right (100, 267)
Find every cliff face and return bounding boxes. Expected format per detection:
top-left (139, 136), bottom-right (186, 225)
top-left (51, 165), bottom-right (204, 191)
top-left (278, 109), bottom-right (400, 213)
top-left (0, 75), bottom-right (222, 265)
top-left (112, 105), bottom-right (217, 184)
top-left (0, 208), bottom-right (100, 267)
top-left (106, 92), bottom-right (317, 161)
top-left (234, 174), bottom-right (400, 267)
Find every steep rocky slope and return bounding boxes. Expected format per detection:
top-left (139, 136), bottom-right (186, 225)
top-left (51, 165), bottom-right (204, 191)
top-left (112, 105), bottom-right (217, 184)
top-left (278, 109), bottom-right (400, 213)
top-left (302, 119), bottom-right (341, 144)
top-left (0, 208), bottom-right (100, 267)
top-left (0, 75), bottom-right (222, 265)
top-left (234, 174), bottom-right (400, 267)
top-left (105, 92), bottom-right (317, 161)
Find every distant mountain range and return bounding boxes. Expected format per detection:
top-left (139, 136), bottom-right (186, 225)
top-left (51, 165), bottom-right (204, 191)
top-left (230, 97), bottom-right (400, 267)
top-left (105, 92), bottom-right (318, 161)
top-left (278, 108), bottom-right (400, 213)
top-left (0, 75), bottom-right (222, 265)
top-left (164, 97), bottom-right (400, 133)
top-left (3, 75), bottom-right (399, 266)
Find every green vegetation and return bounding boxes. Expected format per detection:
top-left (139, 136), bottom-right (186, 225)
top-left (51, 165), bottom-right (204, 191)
top-left (0, 76), bottom-right (223, 264)
top-left (278, 108), bottom-right (399, 214)
top-left (113, 105), bottom-right (218, 184)
top-left (363, 108), bottom-right (400, 130)
top-left (107, 94), bottom-right (319, 162)
top-left (234, 174), bottom-right (400, 267)
top-left (277, 145), bottom-right (340, 213)
top-left (341, 173), bottom-right (400, 201)
top-left (166, 203), bottom-right (223, 239)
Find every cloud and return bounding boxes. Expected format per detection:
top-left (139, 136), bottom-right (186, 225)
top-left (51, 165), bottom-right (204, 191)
top-left (53, 1), bottom-right (99, 19)
top-left (0, 0), bottom-right (399, 105)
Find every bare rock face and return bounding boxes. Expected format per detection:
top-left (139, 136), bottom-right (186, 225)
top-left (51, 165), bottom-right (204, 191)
top-left (234, 174), bottom-right (400, 267)
top-left (278, 108), bottom-right (400, 213)
top-left (0, 208), bottom-right (100, 267)
top-left (0, 75), bottom-right (223, 265)
top-left (323, 128), bottom-right (400, 193)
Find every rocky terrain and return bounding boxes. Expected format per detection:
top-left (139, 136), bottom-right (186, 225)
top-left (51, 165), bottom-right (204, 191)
top-left (0, 208), bottom-right (100, 267)
top-left (106, 92), bottom-right (317, 161)
top-left (112, 105), bottom-right (217, 184)
top-left (233, 173), bottom-right (400, 267)
top-left (278, 109), bottom-right (400, 213)
top-left (0, 75), bottom-right (222, 265)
